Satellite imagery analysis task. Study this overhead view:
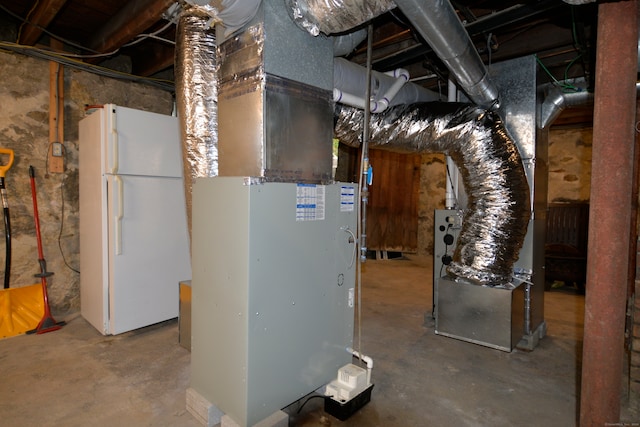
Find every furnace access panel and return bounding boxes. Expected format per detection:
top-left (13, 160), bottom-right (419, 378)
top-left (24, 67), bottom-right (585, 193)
top-left (191, 177), bottom-right (358, 427)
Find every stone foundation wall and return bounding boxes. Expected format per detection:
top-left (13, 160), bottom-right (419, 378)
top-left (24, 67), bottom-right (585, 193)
top-left (417, 153), bottom-right (446, 257)
top-left (0, 50), bottom-right (173, 313)
top-left (548, 127), bottom-right (593, 203)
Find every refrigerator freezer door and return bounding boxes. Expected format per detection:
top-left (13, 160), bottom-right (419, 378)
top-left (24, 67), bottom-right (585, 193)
top-left (105, 105), bottom-right (183, 178)
top-left (80, 110), bottom-right (110, 334)
top-left (106, 174), bottom-right (191, 335)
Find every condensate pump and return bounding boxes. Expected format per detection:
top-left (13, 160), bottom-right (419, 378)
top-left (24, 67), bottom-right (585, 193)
top-left (324, 363), bottom-right (374, 420)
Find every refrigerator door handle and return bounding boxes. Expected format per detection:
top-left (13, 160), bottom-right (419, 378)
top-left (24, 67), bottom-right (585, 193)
top-left (109, 129), bottom-right (119, 174)
top-left (114, 176), bottom-right (124, 255)
top-left (107, 107), bottom-right (119, 174)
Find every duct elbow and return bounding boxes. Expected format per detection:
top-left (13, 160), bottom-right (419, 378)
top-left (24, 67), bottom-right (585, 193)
top-left (539, 91), bottom-right (567, 129)
top-left (334, 102), bottom-right (530, 286)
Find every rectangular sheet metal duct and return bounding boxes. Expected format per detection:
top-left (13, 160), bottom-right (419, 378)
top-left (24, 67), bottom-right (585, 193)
top-left (217, 1), bottom-right (334, 183)
top-left (489, 56), bottom-right (547, 347)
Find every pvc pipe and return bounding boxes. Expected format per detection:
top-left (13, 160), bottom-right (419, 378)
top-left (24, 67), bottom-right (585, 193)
top-left (334, 66), bottom-right (410, 113)
top-left (333, 88), bottom-right (366, 110)
top-left (334, 75), bottom-right (409, 112)
top-left (347, 347), bottom-right (373, 385)
top-left (333, 89), bottom-right (395, 113)
top-left (445, 79), bottom-right (457, 209)
top-left (334, 57), bottom-right (440, 111)
top-left (375, 69), bottom-right (409, 112)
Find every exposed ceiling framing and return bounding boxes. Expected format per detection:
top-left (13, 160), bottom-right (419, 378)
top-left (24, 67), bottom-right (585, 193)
top-left (0, 0), bottom-right (602, 125)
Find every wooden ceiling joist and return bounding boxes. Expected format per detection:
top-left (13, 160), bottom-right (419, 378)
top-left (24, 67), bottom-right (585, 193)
top-left (132, 44), bottom-right (175, 77)
top-left (18, 0), bottom-right (69, 46)
top-left (87, 0), bottom-right (174, 54)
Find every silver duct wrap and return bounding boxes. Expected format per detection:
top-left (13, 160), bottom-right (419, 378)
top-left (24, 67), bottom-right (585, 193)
top-left (285, 0), bottom-right (396, 35)
top-left (335, 102), bottom-right (531, 285)
top-left (175, 7), bottom-right (219, 242)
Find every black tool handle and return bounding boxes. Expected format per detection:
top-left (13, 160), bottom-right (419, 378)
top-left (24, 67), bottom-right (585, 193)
top-left (1, 177), bottom-right (10, 289)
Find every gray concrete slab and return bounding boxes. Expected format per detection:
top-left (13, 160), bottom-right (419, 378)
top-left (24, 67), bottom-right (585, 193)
top-left (0, 256), bottom-right (606, 426)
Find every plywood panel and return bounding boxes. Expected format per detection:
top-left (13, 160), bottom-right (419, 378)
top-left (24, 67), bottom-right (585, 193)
top-left (367, 150), bottom-right (421, 252)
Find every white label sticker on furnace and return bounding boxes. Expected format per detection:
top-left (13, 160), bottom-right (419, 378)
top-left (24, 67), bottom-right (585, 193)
top-left (296, 183), bottom-right (325, 221)
top-left (340, 186), bottom-right (355, 212)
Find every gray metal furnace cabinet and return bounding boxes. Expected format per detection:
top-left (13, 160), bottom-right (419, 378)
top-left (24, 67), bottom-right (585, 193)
top-left (191, 177), bottom-right (358, 427)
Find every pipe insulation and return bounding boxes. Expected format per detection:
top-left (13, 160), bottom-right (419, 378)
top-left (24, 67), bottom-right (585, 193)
top-left (175, 6), bottom-right (219, 242)
top-left (333, 29), bottom-right (368, 57)
top-left (334, 57), bottom-right (441, 110)
top-left (335, 102), bottom-right (531, 285)
top-left (285, 0), bottom-right (397, 36)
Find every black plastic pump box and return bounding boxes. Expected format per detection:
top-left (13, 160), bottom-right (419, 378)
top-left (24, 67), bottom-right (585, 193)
top-left (324, 384), bottom-right (374, 421)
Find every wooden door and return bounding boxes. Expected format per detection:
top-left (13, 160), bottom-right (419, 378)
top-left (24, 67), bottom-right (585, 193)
top-left (366, 150), bottom-right (421, 253)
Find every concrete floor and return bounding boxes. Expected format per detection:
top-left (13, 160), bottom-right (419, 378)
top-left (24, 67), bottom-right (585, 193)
top-left (0, 256), bottom-right (633, 426)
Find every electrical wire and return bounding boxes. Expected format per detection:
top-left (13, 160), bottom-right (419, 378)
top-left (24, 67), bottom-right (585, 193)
top-left (131, 34), bottom-right (175, 46)
top-left (486, 32), bottom-right (493, 69)
top-left (2, 3), bottom-right (176, 59)
top-left (342, 227), bottom-right (357, 269)
top-left (535, 54), bottom-right (579, 92)
top-left (15, 0), bottom-right (40, 43)
top-left (58, 162), bottom-right (80, 275)
top-left (563, 53), bottom-right (583, 84)
top-left (121, 19), bottom-right (176, 48)
top-left (295, 394), bottom-right (324, 414)
top-left (570, 5), bottom-right (581, 51)
top-left (47, 65), bottom-right (80, 275)
top-left (0, 41), bottom-right (174, 91)
top-left (562, 5), bottom-right (586, 87)
top-left (1, 3), bottom-right (101, 54)
top-left (41, 142), bottom-right (79, 274)
top-left (533, 7), bottom-right (584, 93)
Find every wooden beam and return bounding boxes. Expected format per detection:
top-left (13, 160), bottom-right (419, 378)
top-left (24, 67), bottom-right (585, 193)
top-left (132, 44), bottom-right (175, 77)
top-left (18, 0), bottom-right (69, 46)
top-left (87, 0), bottom-right (175, 54)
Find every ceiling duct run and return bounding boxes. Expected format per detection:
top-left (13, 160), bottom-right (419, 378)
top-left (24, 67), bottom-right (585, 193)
top-left (392, 0), bottom-right (500, 109)
top-left (286, 0), bottom-right (500, 109)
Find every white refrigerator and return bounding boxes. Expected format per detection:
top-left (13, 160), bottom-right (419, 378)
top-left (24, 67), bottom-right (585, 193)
top-left (79, 104), bottom-right (191, 335)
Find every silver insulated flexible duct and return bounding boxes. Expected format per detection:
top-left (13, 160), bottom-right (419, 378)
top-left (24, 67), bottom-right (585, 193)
top-left (175, 6), bottom-right (219, 241)
top-left (285, 0), bottom-right (396, 35)
top-left (335, 102), bottom-right (531, 285)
